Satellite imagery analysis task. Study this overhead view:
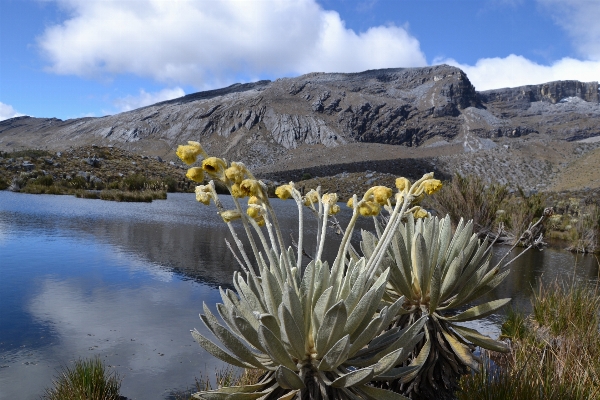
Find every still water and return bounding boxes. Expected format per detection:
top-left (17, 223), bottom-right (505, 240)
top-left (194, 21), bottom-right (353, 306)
top-left (0, 191), bottom-right (598, 399)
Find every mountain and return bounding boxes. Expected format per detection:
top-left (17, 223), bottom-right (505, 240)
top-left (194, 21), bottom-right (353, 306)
top-left (1, 65), bottom-right (599, 192)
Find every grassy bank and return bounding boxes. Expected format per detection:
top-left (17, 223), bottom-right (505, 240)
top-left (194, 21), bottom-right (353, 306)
top-left (458, 280), bottom-right (600, 400)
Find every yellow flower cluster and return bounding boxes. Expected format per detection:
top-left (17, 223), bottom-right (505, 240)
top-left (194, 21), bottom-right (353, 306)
top-left (176, 141), bottom-right (206, 165)
top-left (178, 139), bottom-right (442, 224)
top-left (246, 196), bottom-right (265, 226)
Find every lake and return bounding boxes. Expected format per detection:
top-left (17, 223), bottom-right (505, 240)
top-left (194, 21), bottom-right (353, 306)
top-left (1, 191), bottom-right (598, 399)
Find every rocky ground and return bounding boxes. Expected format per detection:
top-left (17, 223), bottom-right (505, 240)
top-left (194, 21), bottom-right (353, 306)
top-left (0, 145), bottom-right (188, 194)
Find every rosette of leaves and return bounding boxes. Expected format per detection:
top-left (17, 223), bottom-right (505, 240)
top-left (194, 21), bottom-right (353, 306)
top-left (191, 254), bottom-right (428, 400)
top-left (361, 215), bottom-right (510, 400)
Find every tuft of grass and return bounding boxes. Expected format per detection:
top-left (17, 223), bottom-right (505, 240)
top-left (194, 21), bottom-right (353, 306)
top-left (499, 306), bottom-right (528, 341)
top-left (42, 357), bottom-right (122, 400)
top-left (459, 280), bottom-right (600, 400)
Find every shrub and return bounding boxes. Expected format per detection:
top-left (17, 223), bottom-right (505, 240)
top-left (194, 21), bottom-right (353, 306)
top-left (428, 173), bottom-right (508, 235)
top-left (122, 174), bottom-right (148, 191)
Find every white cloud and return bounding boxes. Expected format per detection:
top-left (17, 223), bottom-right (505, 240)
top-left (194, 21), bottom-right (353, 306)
top-left (0, 102), bottom-right (25, 121)
top-left (113, 87), bottom-right (185, 112)
top-left (537, 0), bottom-right (600, 61)
top-left (37, 0), bottom-right (426, 89)
top-left (439, 55), bottom-right (600, 91)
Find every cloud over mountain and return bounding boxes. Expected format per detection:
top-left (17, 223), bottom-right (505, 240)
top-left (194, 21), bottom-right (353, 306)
top-left (0, 102), bottom-right (25, 121)
top-left (113, 87), bottom-right (185, 112)
top-left (38, 0), bottom-right (427, 89)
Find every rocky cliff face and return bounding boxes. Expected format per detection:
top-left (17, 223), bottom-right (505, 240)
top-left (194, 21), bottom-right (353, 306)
top-left (1, 65), bottom-right (599, 191)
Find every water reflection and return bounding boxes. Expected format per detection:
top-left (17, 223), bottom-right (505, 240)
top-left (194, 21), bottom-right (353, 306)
top-left (0, 192), bottom-right (598, 399)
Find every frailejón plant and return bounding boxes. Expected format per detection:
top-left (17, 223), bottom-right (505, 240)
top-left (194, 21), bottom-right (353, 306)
top-left (176, 141), bottom-right (443, 400)
top-left (361, 193), bottom-right (513, 399)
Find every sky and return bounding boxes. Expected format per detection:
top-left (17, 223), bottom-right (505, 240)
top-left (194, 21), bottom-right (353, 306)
top-left (1, 0), bottom-right (599, 121)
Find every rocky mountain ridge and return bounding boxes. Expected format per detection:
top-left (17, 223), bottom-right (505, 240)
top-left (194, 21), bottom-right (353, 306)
top-left (1, 65), bottom-right (599, 191)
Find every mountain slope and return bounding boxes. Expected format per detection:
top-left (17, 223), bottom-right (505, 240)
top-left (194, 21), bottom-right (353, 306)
top-left (1, 65), bottom-right (599, 190)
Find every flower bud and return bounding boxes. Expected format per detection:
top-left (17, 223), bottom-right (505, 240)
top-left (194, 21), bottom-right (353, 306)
top-left (186, 167), bottom-right (205, 183)
top-left (247, 204), bottom-right (261, 219)
top-left (220, 210), bottom-right (242, 223)
top-left (248, 196), bottom-right (261, 205)
top-left (230, 184), bottom-right (244, 198)
top-left (322, 192), bottom-right (338, 206)
top-left (346, 198), bottom-right (355, 208)
top-left (412, 207), bottom-right (429, 219)
top-left (420, 179), bottom-right (442, 195)
top-left (254, 215), bottom-right (266, 227)
top-left (359, 201), bottom-right (380, 217)
top-left (395, 177), bottom-right (411, 192)
top-left (225, 162), bottom-right (246, 184)
top-left (303, 190), bottom-right (319, 206)
top-left (329, 204), bottom-right (341, 215)
top-left (202, 157), bottom-right (227, 176)
top-left (195, 185), bottom-right (212, 205)
top-left (275, 184), bottom-right (294, 200)
top-left (240, 179), bottom-right (262, 198)
top-left (371, 186), bottom-right (392, 205)
top-left (176, 141), bottom-right (205, 165)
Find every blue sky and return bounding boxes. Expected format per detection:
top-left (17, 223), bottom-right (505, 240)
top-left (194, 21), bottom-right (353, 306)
top-left (1, 0), bottom-right (599, 121)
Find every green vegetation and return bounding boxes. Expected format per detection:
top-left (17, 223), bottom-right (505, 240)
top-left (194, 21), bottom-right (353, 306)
top-left (42, 357), bottom-right (122, 400)
top-left (459, 281), bottom-right (600, 400)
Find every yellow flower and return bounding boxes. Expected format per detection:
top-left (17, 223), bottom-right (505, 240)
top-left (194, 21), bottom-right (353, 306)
top-left (359, 201), bottom-right (381, 217)
top-left (220, 210), bottom-right (241, 223)
top-left (329, 204), bottom-right (341, 215)
top-left (176, 141), bottom-right (205, 165)
top-left (303, 190), bottom-right (319, 206)
top-left (186, 167), bottom-right (205, 183)
top-left (254, 215), bottom-right (266, 227)
top-left (420, 179), bottom-right (442, 195)
top-left (240, 179), bottom-right (262, 198)
top-left (275, 184), bottom-right (294, 200)
top-left (202, 157), bottom-right (227, 176)
top-left (225, 162), bottom-right (246, 184)
top-left (347, 198), bottom-right (355, 208)
top-left (247, 204), bottom-right (261, 219)
top-left (322, 192), bottom-right (338, 205)
top-left (195, 185), bottom-right (212, 205)
top-left (230, 184), bottom-right (244, 198)
top-left (371, 186), bottom-right (392, 205)
top-left (413, 207), bottom-right (429, 219)
top-left (395, 177), bottom-right (411, 192)
top-left (248, 196), bottom-right (261, 205)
